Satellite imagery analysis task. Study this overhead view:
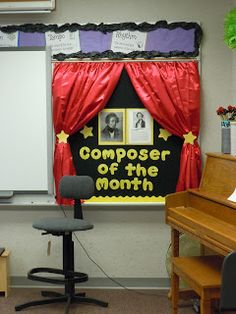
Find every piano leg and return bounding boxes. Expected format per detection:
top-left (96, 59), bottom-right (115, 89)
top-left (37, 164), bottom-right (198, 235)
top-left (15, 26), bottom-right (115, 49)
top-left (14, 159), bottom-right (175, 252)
top-left (171, 228), bottom-right (180, 257)
top-left (170, 228), bottom-right (180, 312)
top-left (200, 297), bottom-right (211, 314)
top-left (168, 228), bottom-right (180, 300)
top-left (171, 270), bottom-right (179, 314)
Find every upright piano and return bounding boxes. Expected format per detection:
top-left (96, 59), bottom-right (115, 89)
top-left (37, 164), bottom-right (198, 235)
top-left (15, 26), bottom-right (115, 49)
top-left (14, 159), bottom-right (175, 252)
top-left (166, 152), bottom-right (236, 258)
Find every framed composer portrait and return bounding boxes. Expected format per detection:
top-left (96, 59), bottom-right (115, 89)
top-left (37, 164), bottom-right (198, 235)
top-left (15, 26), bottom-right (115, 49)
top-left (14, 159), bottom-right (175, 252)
top-left (98, 108), bottom-right (125, 145)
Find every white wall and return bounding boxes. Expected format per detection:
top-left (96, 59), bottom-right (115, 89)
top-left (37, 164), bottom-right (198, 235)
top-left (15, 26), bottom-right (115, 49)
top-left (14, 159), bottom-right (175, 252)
top-left (0, 0), bottom-right (234, 285)
top-left (0, 206), bottom-right (167, 281)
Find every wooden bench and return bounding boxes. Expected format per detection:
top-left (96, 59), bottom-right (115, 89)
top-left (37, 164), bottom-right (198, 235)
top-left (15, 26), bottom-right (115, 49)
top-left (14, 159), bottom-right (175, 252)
top-left (0, 250), bottom-right (10, 297)
top-left (172, 255), bottom-right (223, 314)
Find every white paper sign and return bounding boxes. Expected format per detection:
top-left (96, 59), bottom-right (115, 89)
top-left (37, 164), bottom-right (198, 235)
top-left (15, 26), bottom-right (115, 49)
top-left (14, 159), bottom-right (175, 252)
top-left (111, 30), bottom-right (147, 53)
top-left (227, 188), bottom-right (236, 202)
top-left (0, 31), bottom-right (18, 47)
top-left (127, 109), bottom-right (153, 145)
top-left (45, 30), bottom-right (80, 55)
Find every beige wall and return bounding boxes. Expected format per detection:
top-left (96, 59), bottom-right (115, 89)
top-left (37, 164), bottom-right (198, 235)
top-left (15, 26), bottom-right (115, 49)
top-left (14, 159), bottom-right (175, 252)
top-left (0, 0), bottom-right (234, 285)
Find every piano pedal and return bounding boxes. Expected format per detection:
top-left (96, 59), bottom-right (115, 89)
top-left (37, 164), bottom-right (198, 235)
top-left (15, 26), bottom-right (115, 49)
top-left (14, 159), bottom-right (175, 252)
top-left (191, 298), bottom-right (200, 313)
top-left (191, 298), bottom-right (221, 313)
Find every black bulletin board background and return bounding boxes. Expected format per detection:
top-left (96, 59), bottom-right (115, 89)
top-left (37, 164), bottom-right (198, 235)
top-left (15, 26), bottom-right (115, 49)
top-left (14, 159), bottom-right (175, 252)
top-left (69, 68), bottom-right (183, 202)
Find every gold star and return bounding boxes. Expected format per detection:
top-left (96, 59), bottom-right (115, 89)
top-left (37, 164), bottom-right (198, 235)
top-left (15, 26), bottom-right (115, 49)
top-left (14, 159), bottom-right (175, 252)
top-left (56, 130), bottom-right (69, 144)
top-left (80, 125), bottom-right (94, 139)
top-left (183, 131), bottom-right (197, 144)
top-left (158, 128), bottom-right (172, 141)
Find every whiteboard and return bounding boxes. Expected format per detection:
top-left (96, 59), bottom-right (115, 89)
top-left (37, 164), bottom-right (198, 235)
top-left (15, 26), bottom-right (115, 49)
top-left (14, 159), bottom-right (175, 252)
top-left (0, 0), bottom-right (55, 12)
top-left (0, 47), bottom-right (53, 194)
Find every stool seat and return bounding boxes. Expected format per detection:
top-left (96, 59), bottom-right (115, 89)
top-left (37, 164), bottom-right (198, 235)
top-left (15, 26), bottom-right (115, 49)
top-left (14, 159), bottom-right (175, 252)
top-left (33, 217), bottom-right (93, 233)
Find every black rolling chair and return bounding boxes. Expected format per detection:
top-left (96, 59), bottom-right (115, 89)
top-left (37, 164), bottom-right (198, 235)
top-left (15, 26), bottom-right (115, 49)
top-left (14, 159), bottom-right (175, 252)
top-left (15, 175), bottom-right (108, 313)
top-left (219, 251), bottom-right (236, 313)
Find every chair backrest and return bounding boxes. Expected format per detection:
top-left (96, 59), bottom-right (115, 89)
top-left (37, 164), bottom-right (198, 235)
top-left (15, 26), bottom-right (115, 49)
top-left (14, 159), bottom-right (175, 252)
top-left (220, 251), bottom-right (236, 313)
top-left (59, 176), bottom-right (94, 200)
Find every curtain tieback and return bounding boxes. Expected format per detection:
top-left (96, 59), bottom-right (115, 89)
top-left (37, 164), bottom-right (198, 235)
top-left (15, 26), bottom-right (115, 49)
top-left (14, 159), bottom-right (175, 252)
top-left (56, 130), bottom-right (69, 144)
top-left (183, 131), bottom-right (197, 144)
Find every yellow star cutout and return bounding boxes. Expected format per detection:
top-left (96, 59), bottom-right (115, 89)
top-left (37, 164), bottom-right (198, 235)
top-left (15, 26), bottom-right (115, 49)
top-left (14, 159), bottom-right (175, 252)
top-left (80, 125), bottom-right (94, 139)
top-left (158, 128), bottom-right (172, 141)
top-left (183, 131), bottom-right (197, 144)
top-left (56, 130), bottom-right (69, 144)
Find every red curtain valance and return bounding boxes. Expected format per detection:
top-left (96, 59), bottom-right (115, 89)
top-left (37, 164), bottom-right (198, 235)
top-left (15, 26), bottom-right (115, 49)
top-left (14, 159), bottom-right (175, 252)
top-left (52, 61), bottom-right (201, 204)
top-left (53, 62), bottom-right (124, 204)
top-left (125, 61), bottom-right (201, 190)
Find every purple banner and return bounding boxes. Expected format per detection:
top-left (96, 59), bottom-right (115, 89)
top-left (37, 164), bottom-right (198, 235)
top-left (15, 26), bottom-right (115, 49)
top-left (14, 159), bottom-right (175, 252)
top-left (16, 27), bottom-right (196, 55)
top-left (79, 30), bottom-right (112, 53)
top-left (18, 32), bottom-right (46, 47)
top-left (146, 28), bottom-right (195, 53)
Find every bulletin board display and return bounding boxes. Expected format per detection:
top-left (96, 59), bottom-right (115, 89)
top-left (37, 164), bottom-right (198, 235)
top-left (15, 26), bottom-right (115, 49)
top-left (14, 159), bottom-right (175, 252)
top-left (69, 69), bottom-right (183, 203)
top-left (0, 21), bottom-right (202, 60)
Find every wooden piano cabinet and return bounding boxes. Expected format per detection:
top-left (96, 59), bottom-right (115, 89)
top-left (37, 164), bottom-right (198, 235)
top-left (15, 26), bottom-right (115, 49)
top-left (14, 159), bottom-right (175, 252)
top-left (165, 153), bottom-right (236, 313)
top-left (166, 153), bottom-right (236, 256)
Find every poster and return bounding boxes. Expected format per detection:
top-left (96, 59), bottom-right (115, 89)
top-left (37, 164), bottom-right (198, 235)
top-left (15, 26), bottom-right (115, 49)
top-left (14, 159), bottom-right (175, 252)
top-left (126, 108), bottom-right (153, 145)
top-left (45, 30), bottom-right (80, 55)
top-left (0, 31), bottom-right (18, 47)
top-left (111, 30), bottom-right (147, 53)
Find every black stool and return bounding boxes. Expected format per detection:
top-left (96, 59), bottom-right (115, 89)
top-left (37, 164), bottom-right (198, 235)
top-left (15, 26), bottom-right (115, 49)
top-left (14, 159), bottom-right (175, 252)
top-left (15, 176), bottom-right (108, 313)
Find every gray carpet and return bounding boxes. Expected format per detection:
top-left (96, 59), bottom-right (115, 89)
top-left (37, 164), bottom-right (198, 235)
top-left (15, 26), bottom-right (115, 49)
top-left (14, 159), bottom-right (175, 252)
top-left (0, 288), bottom-right (197, 314)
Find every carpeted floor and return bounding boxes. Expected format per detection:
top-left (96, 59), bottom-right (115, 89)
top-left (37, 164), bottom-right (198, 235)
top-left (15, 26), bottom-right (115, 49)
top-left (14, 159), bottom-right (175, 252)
top-left (0, 288), bottom-right (197, 314)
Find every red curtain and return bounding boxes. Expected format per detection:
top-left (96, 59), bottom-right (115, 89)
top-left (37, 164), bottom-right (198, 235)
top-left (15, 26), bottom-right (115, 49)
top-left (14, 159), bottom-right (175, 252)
top-left (53, 62), bottom-right (124, 204)
top-left (125, 61), bottom-right (201, 191)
